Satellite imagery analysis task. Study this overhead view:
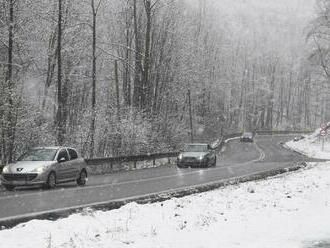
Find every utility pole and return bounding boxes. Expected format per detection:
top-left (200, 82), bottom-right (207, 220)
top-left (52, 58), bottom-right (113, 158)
top-left (188, 89), bottom-right (194, 143)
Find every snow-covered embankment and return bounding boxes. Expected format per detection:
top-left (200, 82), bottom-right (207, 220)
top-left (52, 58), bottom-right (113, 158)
top-left (286, 128), bottom-right (330, 159)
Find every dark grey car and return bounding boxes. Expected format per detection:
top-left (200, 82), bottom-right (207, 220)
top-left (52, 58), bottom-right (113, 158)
top-left (0, 147), bottom-right (88, 191)
top-left (177, 143), bottom-right (217, 168)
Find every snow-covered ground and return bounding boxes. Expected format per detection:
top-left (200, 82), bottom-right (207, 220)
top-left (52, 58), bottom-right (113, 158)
top-left (286, 129), bottom-right (330, 159)
top-left (1, 162), bottom-right (330, 248)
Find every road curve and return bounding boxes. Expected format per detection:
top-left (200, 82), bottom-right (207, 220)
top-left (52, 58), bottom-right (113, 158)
top-left (0, 135), bottom-right (324, 225)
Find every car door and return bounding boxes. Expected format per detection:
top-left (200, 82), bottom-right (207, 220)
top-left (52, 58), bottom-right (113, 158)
top-left (67, 148), bottom-right (80, 178)
top-left (56, 149), bottom-right (70, 180)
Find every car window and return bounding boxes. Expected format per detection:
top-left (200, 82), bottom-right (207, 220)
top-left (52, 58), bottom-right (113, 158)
top-left (57, 149), bottom-right (70, 162)
top-left (243, 132), bottom-right (252, 137)
top-left (17, 149), bottom-right (58, 161)
top-left (184, 145), bottom-right (208, 152)
top-left (68, 149), bottom-right (78, 160)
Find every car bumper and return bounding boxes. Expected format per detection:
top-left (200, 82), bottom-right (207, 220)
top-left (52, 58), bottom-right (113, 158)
top-left (0, 173), bottom-right (47, 186)
top-left (177, 160), bottom-right (208, 168)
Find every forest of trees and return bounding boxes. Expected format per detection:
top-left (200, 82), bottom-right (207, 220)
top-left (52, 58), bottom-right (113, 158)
top-left (0, 0), bottom-right (327, 163)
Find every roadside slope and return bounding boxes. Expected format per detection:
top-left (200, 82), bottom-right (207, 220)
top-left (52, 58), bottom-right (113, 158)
top-left (286, 129), bottom-right (330, 160)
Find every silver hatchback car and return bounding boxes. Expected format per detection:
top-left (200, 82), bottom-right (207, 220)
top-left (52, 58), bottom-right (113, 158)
top-left (0, 147), bottom-right (88, 191)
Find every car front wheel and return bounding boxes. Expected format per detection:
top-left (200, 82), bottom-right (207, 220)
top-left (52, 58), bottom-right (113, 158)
top-left (204, 158), bottom-right (210, 168)
top-left (45, 172), bottom-right (56, 189)
top-left (3, 185), bottom-right (15, 191)
top-left (77, 170), bottom-right (87, 186)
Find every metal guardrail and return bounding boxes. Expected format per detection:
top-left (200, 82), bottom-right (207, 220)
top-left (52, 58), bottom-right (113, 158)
top-left (256, 130), bottom-right (310, 135)
top-left (85, 152), bottom-right (180, 175)
top-left (85, 152), bottom-right (179, 165)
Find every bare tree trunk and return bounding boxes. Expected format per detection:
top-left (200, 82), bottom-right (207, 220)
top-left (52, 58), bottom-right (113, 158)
top-left (277, 79), bottom-right (284, 127)
top-left (286, 71), bottom-right (293, 122)
top-left (43, 31), bottom-right (58, 109)
top-left (304, 75), bottom-right (311, 128)
top-left (151, 27), bottom-right (168, 115)
top-left (114, 60), bottom-right (122, 155)
top-left (188, 89), bottom-right (194, 143)
top-left (123, 7), bottom-right (132, 106)
top-left (56, 0), bottom-right (65, 145)
top-left (6, 0), bottom-right (15, 162)
top-left (133, 0), bottom-right (142, 108)
top-left (115, 60), bottom-right (120, 121)
top-left (89, 0), bottom-right (97, 157)
top-left (142, 0), bottom-right (152, 113)
top-left (266, 65), bottom-right (276, 130)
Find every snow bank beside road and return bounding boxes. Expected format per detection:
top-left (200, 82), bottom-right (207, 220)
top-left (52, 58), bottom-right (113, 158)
top-left (1, 163), bottom-right (330, 248)
top-left (286, 129), bottom-right (330, 159)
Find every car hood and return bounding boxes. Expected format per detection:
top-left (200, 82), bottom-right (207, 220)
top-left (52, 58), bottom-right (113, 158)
top-left (6, 161), bottom-right (55, 173)
top-left (181, 152), bottom-right (208, 158)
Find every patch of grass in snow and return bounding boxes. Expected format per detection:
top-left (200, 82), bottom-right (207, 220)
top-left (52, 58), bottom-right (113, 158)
top-left (46, 233), bottom-right (52, 248)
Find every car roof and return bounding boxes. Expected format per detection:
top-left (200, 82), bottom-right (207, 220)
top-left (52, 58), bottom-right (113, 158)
top-left (185, 143), bottom-right (208, 146)
top-left (32, 146), bottom-right (77, 150)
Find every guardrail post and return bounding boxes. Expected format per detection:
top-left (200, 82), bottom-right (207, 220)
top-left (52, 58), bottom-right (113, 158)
top-left (134, 161), bottom-right (137, 169)
top-left (153, 159), bottom-right (156, 166)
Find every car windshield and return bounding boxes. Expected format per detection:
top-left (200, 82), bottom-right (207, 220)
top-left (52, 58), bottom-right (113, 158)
top-left (17, 149), bottom-right (58, 161)
top-left (184, 144), bottom-right (208, 152)
top-left (243, 132), bottom-right (252, 137)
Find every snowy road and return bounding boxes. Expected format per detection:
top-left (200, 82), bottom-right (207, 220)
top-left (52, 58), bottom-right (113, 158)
top-left (0, 135), bottom-right (324, 225)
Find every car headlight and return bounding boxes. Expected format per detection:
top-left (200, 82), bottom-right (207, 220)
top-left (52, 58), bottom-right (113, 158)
top-left (2, 166), bottom-right (9, 173)
top-left (198, 155), bottom-right (204, 160)
top-left (178, 154), bottom-right (183, 160)
top-left (32, 165), bottom-right (49, 174)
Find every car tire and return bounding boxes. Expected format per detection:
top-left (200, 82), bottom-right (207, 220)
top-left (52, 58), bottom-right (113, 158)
top-left (3, 185), bottom-right (15, 191)
top-left (205, 158), bottom-right (210, 168)
top-left (77, 170), bottom-right (87, 186)
top-left (45, 172), bottom-right (56, 189)
top-left (177, 163), bottom-right (186, 168)
top-left (213, 156), bottom-right (217, 167)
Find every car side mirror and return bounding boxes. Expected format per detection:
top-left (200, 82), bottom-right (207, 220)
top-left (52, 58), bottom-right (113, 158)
top-left (58, 157), bottom-right (66, 163)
